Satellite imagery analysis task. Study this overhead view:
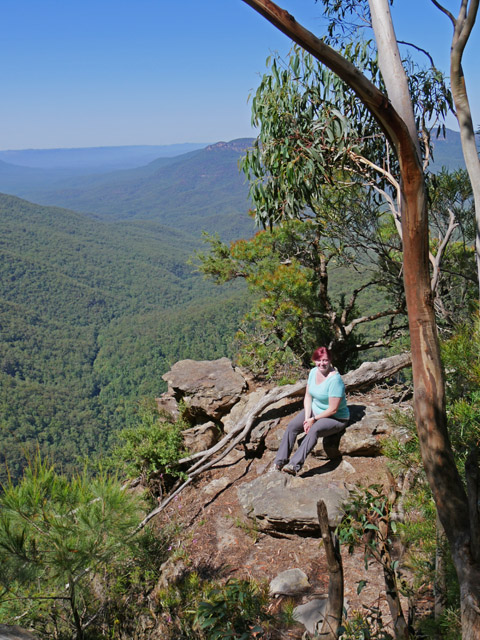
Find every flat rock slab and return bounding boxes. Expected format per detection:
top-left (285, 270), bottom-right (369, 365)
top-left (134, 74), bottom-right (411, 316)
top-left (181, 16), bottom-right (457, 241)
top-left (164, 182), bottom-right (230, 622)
top-left (237, 472), bottom-right (348, 534)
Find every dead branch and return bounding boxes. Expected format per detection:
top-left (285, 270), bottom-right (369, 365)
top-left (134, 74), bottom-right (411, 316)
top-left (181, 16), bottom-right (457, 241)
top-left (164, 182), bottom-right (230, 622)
top-left (317, 500), bottom-right (343, 639)
top-left (342, 352), bottom-right (411, 390)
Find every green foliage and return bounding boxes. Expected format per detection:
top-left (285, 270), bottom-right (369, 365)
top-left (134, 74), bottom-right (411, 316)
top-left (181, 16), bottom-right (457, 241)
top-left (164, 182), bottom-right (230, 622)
top-left (381, 409), bottom-right (421, 471)
top-left (229, 45), bottom-right (473, 380)
top-left (0, 455), bottom-right (145, 639)
top-left (427, 168), bottom-right (477, 328)
top-left (337, 483), bottom-right (413, 637)
top-left (215, 45), bottom-right (472, 379)
top-left (113, 398), bottom-right (188, 488)
top-left (337, 484), bottom-right (395, 560)
top-left (98, 523), bottom-right (180, 640)
top-left (243, 45), bottom-right (383, 227)
top-left (378, 315), bottom-right (480, 639)
top-left (194, 579), bottom-right (271, 640)
top-left (154, 572), bottom-right (273, 640)
top-left (197, 217), bottom-right (397, 378)
top-left (338, 608), bottom-right (393, 639)
top-left (242, 45), bottom-right (451, 230)
top-left (440, 316), bottom-right (480, 471)
top-left (441, 315), bottom-right (480, 401)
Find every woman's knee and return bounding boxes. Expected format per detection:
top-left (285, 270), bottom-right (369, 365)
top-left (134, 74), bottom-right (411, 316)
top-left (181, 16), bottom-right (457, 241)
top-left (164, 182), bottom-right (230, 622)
top-left (311, 418), bottom-right (345, 437)
top-left (286, 411), bottom-right (305, 433)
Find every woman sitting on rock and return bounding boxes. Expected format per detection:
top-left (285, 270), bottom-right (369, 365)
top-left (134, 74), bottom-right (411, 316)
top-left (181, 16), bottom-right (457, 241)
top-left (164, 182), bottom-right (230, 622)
top-left (274, 346), bottom-right (349, 476)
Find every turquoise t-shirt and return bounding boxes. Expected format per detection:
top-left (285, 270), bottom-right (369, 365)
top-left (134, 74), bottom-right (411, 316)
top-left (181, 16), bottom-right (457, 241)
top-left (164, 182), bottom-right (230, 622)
top-left (307, 368), bottom-right (349, 420)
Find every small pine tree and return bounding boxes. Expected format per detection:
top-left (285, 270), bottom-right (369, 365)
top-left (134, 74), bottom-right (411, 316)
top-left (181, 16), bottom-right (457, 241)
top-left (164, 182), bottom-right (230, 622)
top-left (0, 455), bottom-right (143, 639)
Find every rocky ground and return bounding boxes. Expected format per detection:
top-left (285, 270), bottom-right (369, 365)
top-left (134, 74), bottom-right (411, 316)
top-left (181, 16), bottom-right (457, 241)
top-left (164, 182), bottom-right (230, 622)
top-left (151, 358), bottom-right (425, 638)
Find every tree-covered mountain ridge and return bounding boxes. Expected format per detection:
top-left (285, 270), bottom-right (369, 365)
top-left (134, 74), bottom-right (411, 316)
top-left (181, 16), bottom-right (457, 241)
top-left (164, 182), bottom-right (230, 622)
top-left (0, 129), bottom-right (475, 483)
top-left (0, 138), bottom-right (257, 240)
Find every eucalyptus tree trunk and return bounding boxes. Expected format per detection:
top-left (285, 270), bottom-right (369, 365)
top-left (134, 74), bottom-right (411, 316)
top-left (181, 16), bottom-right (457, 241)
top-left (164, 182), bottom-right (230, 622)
top-left (240, 1), bottom-right (480, 636)
top-left (368, 0), bottom-right (420, 155)
top-left (448, 0), bottom-right (480, 298)
top-left (367, 5), bottom-right (480, 635)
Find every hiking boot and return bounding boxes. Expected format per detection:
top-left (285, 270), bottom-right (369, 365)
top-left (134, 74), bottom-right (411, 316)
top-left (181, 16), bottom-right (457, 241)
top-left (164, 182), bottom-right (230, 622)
top-left (269, 462), bottom-right (284, 472)
top-left (282, 464), bottom-right (297, 476)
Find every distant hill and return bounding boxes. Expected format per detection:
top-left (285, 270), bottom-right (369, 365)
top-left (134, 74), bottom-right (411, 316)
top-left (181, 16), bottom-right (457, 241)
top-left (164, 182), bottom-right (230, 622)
top-left (0, 129), bottom-right (476, 482)
top-left (0, 139), bottom-right (255, 241)
top-left (0, 193), bottom-right (249, 482)
top-left (0, 131), bottom-right (476, 241)
top-left (19, 139), bottom-right (257, 240)
top-left (430, 128), bottom-right (479, 171)
top-left (0, 143), bottom-right (210, 171)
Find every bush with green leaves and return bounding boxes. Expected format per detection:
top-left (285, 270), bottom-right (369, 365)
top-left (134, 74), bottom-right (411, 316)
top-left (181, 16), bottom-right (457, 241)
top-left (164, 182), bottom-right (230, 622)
top-left (197, 221), bottom-right (363, 379)
top-left (154, 572), bottom-right (273, 640)
top-left (441, 315), bottom-right (480, 471)
top-left (338, 608), bottom-right (394, 640)
top-left (375, 317), bottom-right (480, 637)
top-left (194, 578), bottom-right (271, 640)
top-left (113, 398), bottom-right (188, 492)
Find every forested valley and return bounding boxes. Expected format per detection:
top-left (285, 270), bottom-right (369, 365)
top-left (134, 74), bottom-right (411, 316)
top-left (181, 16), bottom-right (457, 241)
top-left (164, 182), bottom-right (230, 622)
top-left (0, 141), bottom-right (257, 482)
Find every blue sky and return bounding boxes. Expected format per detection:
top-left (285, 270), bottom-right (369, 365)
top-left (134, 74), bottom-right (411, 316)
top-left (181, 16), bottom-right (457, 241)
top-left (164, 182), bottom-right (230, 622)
top-left (1, 0), bottom-right (478, 150)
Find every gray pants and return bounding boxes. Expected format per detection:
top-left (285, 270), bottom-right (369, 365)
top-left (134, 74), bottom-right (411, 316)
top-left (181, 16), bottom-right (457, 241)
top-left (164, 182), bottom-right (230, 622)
top-left (275, 410), bottom-right (347, 471)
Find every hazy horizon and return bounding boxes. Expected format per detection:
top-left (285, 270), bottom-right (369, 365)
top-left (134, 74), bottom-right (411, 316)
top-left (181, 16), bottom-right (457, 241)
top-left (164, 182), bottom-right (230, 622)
top-left (1, 1), bottom-right (478, 150)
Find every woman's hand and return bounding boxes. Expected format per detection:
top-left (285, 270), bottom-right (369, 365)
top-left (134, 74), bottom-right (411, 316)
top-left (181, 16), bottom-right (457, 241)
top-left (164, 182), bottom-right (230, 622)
top-left (303, 417), bottom-right (315, 433)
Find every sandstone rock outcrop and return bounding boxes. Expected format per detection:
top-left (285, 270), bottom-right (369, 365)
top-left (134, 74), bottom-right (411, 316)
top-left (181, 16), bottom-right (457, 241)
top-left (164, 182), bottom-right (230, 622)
top-left (149, 355), bottom-right (413, 639)
top-left (182, 422), bottom-right (219, 454)
top-left (155, 356), bottom-right (411, 537)
top-left (162, 357), bottom-right (247, 421)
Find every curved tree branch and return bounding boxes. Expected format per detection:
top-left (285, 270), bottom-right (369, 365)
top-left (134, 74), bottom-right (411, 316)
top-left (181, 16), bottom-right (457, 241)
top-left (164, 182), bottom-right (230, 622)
top-left (429, 0), bottom-right (456, 26)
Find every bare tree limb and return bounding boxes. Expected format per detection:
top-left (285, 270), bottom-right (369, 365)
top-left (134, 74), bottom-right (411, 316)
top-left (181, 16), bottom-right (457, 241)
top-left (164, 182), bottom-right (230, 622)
top-left (344, 308), bottom-right (403, 335)
top-left (397, 40), bottom-right (436, 66)
top-left (429, 0), bottom-right (456, 25)
top-left (430, 208), bottom-right (459, 293)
